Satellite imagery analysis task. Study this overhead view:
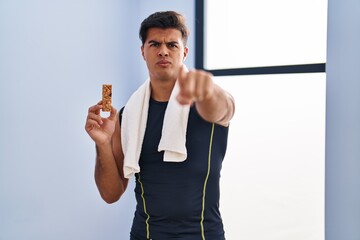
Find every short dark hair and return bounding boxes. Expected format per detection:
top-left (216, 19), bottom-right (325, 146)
top-left (139, 11), bottom-right (190, 46)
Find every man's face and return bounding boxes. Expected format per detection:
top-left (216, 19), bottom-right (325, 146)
top-left (141, 28), bottom-right (188, 82)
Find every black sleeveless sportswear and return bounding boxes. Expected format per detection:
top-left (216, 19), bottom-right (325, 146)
top-left (121, 98), bottom-right (229, 240)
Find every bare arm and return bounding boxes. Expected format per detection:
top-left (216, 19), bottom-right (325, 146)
top-left (177, 66), bottom-right (235, 126)
top-left (85, 102), bottom-right (128, 203)
top-left (195, 84), bottom-right (235, 127)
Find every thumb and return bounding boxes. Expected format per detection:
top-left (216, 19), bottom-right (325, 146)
top-left (108, 106), bottom-right (118, 120)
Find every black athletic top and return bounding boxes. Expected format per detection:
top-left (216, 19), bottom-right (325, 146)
top-left (121, 98), bottom-right (229, 240)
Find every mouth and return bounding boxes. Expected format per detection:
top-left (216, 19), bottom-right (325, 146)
top-left (157, 60), bottom-right (171, 67)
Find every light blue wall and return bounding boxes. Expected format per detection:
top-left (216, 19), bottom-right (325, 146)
top-left (325, 0), bottom-right (360, 239)
top-left (0, 0), bottom-right (194, 239)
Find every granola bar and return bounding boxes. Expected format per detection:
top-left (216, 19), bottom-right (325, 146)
top-left (102, 84), bottom-right (112, 112)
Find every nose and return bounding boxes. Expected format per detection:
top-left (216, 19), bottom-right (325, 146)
top-left (158, 45), bottom-right (169, 57)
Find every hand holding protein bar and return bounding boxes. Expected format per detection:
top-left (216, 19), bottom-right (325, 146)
top-left (84, 84), bottom-right (117, 145)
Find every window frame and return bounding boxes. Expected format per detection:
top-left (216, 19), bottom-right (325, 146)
top-left (194, 0), bottom-right (326, 76)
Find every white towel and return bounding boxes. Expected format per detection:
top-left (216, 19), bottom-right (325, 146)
top-left (121, 79), bottom-right (190, 179)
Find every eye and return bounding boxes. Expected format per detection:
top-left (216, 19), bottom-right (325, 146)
top-left (150, 42), bottom-right (160, 47)
top-left (168, 43), bottom-right (177, 48)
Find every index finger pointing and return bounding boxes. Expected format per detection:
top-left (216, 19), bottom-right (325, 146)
top-left (177, 64), bottom-right (188, 85)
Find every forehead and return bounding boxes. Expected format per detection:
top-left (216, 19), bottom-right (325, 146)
top-left (145, 28), bottom-right (183, 43)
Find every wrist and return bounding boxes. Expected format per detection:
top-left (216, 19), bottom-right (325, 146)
top-left (96, 141), bottom-right (112, 152)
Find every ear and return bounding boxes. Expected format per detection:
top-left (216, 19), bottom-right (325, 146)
top-left (183, 46), bottom-right (189, 62)
top-left (141, 45), bottom-right (145, 60)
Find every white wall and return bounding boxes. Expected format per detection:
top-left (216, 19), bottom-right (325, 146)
top-left (217, 73), bottom-right (326, 240)
top-left (0, 0), bottom-right (194, 239)
top-left (325, 0), bottom-right (360, 239)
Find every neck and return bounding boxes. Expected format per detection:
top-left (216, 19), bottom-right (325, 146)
top-left (150, 78), bottom-right (176, 102)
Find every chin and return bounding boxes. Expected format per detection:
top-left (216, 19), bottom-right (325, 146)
top-left (154, 70), bottom-right (176, 81)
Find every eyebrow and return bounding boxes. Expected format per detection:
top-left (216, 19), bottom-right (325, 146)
top-left (147, 40), bottom-right (159, 45)
top-left (147, 40), bottom-right (179, 45)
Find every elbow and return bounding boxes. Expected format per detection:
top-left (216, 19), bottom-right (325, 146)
top-left (94, 175), bottom-right (128, 204)
top-left (96, 183), bottom-right (126, 204)
top-left (100, 191), bottom-right (123, 204)
top-left (99, 182), bottom-right (128, 204)
top-left (95, 177), bottom-right (127, 204)
top-left (103, 196), bottom-right (120, 204)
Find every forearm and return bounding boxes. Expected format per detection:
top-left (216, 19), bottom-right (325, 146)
top-left (95, 143), bottom-right (125, 203)
top-left (195, 85), bottom-right (235, 126)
